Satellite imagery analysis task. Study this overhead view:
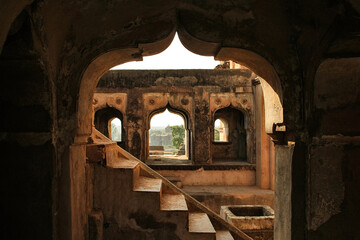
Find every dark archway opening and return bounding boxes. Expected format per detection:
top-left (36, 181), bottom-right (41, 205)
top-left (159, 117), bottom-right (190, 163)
top-left (94, 107), bottom-right (125, 148)
top-left (212, 106), bottom-right (247, 162)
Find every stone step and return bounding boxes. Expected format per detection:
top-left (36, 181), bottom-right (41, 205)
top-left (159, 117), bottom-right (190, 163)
top-left (107, 157), bottom-right (141, 190)
top-left (189, 212), bottom-right (216, 234)
top-left (133, 176), bottom-right (162, 192)
top-left (160, 193), bottom-right (188, 211)
top-left (216, 230), bottom-right (234, 240)
top-left (108, 158), bottom-right (139, 169)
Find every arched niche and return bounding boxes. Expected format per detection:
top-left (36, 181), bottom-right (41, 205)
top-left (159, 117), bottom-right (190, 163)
top-left (212, 106), bottom-right (247, 162)
top-left (94, 107), bottom-right (123, 140)
top-left (314, 57), bottom-right (360, 136)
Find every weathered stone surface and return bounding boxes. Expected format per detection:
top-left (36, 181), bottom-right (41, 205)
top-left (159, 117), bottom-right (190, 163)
top-left (221, 205), bottom-right (274, 240)
top-left (308, 141), bottom-right (345, 230)
top-left (1, 1), bottom-right (360, 239)
top-left (95, 70), bottom-right (256, 165)
top-left (314, 58), bottom-right (360, 110)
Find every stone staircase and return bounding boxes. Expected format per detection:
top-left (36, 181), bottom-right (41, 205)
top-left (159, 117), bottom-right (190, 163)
top-left (87, 130), bottom-right (252, 240)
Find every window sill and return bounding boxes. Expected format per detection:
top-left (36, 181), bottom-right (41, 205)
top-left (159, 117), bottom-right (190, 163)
top-left (212, 141), bottom-right (232, 145)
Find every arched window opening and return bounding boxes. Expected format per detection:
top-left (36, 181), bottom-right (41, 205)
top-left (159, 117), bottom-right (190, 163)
top-left (94, 107), bottom-right (124, 143)
top-left (212, 107), bottom-right (246, 161)
top-left (148, 108), bottom-right (189, 162)
top-left (214, 118), bottom-right (229, 142)
top-left (109, 117), bottom-right (122, 141)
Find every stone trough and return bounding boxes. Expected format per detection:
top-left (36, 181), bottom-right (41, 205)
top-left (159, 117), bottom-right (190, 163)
top-left (220, 205), bottom-right (274, 240)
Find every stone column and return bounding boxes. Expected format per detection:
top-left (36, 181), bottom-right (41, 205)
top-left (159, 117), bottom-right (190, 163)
top-left (193, 87), bottom-right (211, 163)
top-left (274, 143), bottom-right (295, 240)
top-left (69, 144), bottom-right (87, 240)
top-left (254, 80), bottom-right (271, 189)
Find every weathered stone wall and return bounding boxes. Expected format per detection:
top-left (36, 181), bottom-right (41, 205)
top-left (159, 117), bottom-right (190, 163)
top-left (94, 69), bottom-right (256, 164)
top-left (1, 1), bottom-right (359, 240)
top-left (0, 13), bottom-right (53, 239)
top-left (305, 58), bottom-right (360, 239)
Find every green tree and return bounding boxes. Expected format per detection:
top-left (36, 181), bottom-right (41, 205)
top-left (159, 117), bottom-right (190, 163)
top-left (170, 125), bottom-right (185, 149)
top-left (214, 129), bottom-right (220, 141)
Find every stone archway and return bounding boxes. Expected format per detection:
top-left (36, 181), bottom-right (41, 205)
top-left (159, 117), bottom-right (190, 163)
top-left (212, 106), bottom-right (247, 162)
top-left (74, 28), bottom-right (285, 240)
top-left (75, 31), bottom-right (177, 143)
top-left (94, 107), bottom-right (123, 139)
top-left (76, 37), bottom-right (283, 144)
top-left (147, 106), bottom-right (190, 163)
top-left (2, 1), bottom-right (359, 239)
top-left (215, 48), bottom-right (283, 135)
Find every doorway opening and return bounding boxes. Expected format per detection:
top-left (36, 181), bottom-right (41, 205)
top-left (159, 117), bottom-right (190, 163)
top-left (147, 107), bottom-right (190, 164)
top-left (109, 117), bottom-right (122, 141)
top-left (212, 106), bottom-right (247, 162)
top-left (214, 118), bottom-right (229, 142)
top-left (94, 107), bottom-right (125, 147)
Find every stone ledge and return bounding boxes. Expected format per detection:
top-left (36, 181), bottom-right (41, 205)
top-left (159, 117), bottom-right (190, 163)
top-left (149, 163), bottom-right (256, 171)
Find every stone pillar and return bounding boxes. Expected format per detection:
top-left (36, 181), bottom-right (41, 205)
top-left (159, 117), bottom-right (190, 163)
top-left (269, 140), bottom-right (276, 191)
top-left (254, 80), bottom-right (271, 189)
top-left (194, 87), bottom-right (211, 163)
top-left (274, 143), bottom-right (294, 240)
top-left (127, 90), bottom-right (145, 160)
top-left (69, 144), bottom-right (87, 240)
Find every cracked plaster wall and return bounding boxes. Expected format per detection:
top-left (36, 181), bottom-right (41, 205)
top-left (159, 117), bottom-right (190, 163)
top-left (94, 69), bottom-right (256, 164)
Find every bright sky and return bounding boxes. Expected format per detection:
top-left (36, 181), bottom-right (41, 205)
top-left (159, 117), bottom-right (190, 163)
top-left (151, 109), bottom-right (184, 128)
top-left (214, 119), bottom-right (221, 128)
top-left (112, 34), bottom-right (219, 126)
top-left (111, 118), bottom-right (121, 127)
top-left (111, 33), bottom-right (220, 70)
